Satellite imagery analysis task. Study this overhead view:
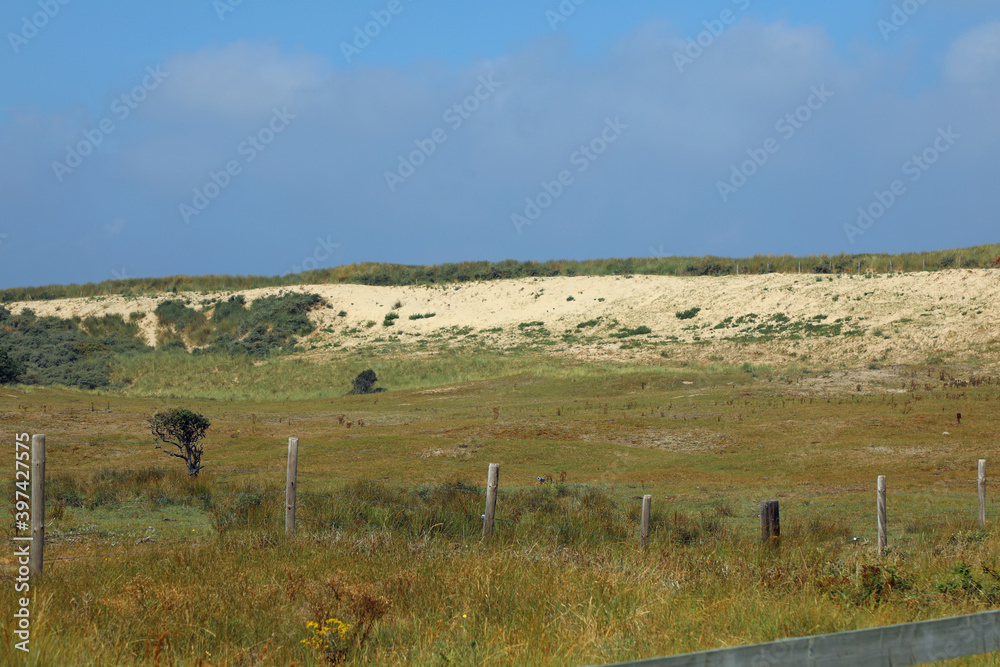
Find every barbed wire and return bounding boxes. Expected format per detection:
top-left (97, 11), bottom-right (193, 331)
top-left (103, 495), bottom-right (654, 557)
top-left (43, 538), bottom-right (206, 563)
top-left (299, 444), bottom-right (643, 500)
top-left (33, 467), bottom-right (286, 474)
top-left (299, 471), bottom-right (485, 496)
top-left (496, 493), bottom-right (631, 522)
top-left (43, 515), bottom-right (283, 540)
top-left (296, 492), bottom-right (484, 522)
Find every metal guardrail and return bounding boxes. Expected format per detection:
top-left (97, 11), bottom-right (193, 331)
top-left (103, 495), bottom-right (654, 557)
top-left (598, 609), bottom-right (1000, 666)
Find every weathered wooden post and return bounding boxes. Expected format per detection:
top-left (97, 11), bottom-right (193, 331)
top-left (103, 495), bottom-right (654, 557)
top-left (30, 435), bottom-right (45, 577)
top-left (483, 463), bottom-right (499, 539)
top-left (285, 437), bottom-right (299, 537)
top-left (877, 475), bottom-right (887, 555)
top-left (979, 460), bottom-right (987, 529)
top-left (760, 500), bottom-right (779, 545)
top-left (640, 495), bottom-right (652, 549)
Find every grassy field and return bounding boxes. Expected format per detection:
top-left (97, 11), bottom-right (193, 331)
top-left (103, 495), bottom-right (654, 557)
top-left (3, 349), bottom-right (1000, 665)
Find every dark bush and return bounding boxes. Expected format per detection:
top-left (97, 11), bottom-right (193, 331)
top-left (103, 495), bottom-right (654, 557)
top-left (350, 369), bottom-right (385, 395)
top-left (149, 408), bottom-right (211, 476)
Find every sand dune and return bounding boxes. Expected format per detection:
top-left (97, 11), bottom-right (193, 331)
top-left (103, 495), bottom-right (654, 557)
top-left (10, 269), bottom-right (1000, 367)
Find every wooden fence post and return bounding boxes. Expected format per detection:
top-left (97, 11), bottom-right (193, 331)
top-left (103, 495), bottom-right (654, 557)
top-left (482, 463), bottom-right (499, 539)
top-left (877, 475), bottom-right (887, 555)
top-left (640, 495), bottom-right (652, 549)
top-left (760, 500), bottom-right (779, 545)
top-left (979, 459), bottom-right (987, 529)
top-left (285, 437), bottom-right (298, 537)
top-left (30, 434), bottom-right (45, 577)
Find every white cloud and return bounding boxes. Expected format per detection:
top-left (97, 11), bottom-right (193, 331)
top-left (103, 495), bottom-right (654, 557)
top-left (945, 21), bottom-right (1000, 84)
top-left (158, 42), bottom-right (327, 118)
top-left (103, 217), bottom-right (126, 234)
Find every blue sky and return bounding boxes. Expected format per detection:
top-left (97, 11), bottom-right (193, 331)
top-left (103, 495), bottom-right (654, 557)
top-left (1, 0), bottom-right (998, 288)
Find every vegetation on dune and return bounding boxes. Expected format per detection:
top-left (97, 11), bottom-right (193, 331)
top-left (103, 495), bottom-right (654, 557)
top-left (0, 306), bottom-right (150, 389)
top-left (0, 293), bottom-right (323, 390)
top-left (0, 345), bottom-right (24, 384)
top-left (2, 243), bottom-right (998, 300)
top-left (158, 292), bottom-right (322, 357)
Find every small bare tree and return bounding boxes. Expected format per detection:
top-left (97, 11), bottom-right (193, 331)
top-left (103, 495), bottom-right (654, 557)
top-left (149, 408), bottom-right (211, 476)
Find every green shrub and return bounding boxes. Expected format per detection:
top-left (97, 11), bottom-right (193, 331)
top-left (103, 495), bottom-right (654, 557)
top-left (610, 326), bottom-right (652, 338)
top-left (0, 346), bottom-right (24, 384)
top-left (81, 314), bottom-right (141, 340)
top-left (676, 307), bottom-right (701, 320)
top-left (155, 300), bottom-right (206, 332)
top-left (383, 312), bottom-right (400, 327)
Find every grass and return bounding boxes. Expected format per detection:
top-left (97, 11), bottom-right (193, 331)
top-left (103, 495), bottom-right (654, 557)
top-left (9, 521), bottom-right (1000, 666)
top-left (4, 352), bottom-right (1000, 664)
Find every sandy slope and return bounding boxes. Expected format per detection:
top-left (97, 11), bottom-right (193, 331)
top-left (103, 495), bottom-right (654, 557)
top-left (9, 269), bottom-right (1000, 367)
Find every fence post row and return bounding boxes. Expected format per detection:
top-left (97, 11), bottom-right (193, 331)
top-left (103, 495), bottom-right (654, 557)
top-left (877, 475), bottom-right (887, 556)
top-left (760, 500), bottom-right (780, 545)
top-left (30, 434), bottom-right (46, 578)
top-left (640, 495), bottom-right (652, 549)
top-left (285, 437), bottom-right (299, 537)
top-left (483, 463), bottom-right (499, 539)
top-left (16, 435), bottom-right (991, 568)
